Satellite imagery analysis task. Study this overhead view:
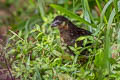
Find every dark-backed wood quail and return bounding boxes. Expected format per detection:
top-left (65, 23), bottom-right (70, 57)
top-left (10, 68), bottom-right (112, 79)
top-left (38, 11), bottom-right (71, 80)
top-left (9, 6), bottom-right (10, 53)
top-left (51, 15), bottom-right (92, 56)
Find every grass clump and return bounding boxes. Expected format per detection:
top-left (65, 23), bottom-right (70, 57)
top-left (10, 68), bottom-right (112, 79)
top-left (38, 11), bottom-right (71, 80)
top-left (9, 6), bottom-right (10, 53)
top-left (2, 0), bottom-right (120, 80)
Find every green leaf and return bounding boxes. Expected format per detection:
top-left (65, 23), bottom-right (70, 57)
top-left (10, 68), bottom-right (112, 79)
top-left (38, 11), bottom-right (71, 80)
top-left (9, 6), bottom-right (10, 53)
top-left (76, 36), bottom-right (89, 41)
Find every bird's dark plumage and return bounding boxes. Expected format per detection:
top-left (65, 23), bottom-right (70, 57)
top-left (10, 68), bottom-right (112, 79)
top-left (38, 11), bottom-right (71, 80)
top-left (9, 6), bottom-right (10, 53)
top-left (51, 15), bottom-right (92, 55)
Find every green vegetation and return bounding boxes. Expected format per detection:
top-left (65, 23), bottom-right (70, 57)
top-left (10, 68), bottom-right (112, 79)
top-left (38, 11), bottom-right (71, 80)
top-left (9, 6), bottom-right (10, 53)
top-left (1, 0), bottom-right (120, 80)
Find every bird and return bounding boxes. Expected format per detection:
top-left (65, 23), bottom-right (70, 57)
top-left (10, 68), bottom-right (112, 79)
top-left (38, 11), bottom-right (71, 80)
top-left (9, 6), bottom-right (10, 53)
top-left (51, 15), bottom-right (92, 56)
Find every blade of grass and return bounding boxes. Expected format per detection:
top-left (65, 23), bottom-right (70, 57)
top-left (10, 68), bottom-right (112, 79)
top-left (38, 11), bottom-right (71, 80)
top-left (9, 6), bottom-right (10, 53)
top-left (38, 0), bottom-right (45, 19)
top-left (95, 0), bottom-right (102, 12)
top-left (9, 30), bottom-right (24, 41)
top-left (105, 0), bottom-right (108, 3)
top-left (64, 0), bottom-right (69, 9)
top-left (100, 0), bottom-right (113, 23)
top-left (50, 4), bottom-right (95, 27)
top-left (104, 8), bottom-right (116, 73)
top-left (118, 1), bottom-right (120, 12)
top-left (24, 20), bottom-right (30, 40)
top-left (82, 0), bottom-right (94, 31)
top-left (113, 0), bottom-right (119, 21)
top-left (96, 0), bottom-right (108, 24)
top-left (84, 0), bottom-right (95, 23)
top-left (113, 0), bottom-right (118, 14)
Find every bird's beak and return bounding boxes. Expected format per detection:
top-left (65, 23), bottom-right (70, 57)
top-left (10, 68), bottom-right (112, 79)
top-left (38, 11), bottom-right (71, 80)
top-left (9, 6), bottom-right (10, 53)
top-left (51, 22), bottom-right (57, 27)
top-left (51, 20), bottom-right (61, 27)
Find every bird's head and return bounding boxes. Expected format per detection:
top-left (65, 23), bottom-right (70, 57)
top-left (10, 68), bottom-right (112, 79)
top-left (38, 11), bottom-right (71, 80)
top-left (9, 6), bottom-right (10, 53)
top-left (51, 16), bottom-right (69, 27)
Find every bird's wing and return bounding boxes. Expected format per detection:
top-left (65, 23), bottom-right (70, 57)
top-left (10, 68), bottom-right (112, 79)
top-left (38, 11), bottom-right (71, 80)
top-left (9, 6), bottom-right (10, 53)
top-left (76, 27), bottom-right (91, 35)
top-left (69, 26), bottom-right (91, 39)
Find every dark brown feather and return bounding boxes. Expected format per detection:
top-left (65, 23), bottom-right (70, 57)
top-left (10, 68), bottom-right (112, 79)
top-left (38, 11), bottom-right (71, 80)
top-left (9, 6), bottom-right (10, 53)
top-left (51, 16), bottom-right (92, 55)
